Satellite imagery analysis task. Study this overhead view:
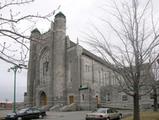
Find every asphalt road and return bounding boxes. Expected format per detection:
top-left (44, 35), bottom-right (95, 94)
top-left (0, 110), bottom-right (88, 120)
top-left (0, 110), bottom-right (132, 120)
top-left (43, 110), bottom-right (132, 120)
top-left (43, 111), bottom-right (88, 120)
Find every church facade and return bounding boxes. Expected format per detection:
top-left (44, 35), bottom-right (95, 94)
top-left (26, 12), bottom-right (155, 110)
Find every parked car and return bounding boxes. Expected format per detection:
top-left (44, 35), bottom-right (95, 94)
top-left (5, 107), bottom-right (46, 120)
top-left (86, 108), bottom-right (122, 120)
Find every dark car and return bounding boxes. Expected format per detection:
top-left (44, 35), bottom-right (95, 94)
top-left (5, 107), bottom-right (46, 120)
top-left (86, 108), bottom-right (122, 120)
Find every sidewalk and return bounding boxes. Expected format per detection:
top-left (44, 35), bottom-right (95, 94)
top-left (0, 109), bottom-right (132, 120)
top-left (0, 110), bottom-right (12, 119)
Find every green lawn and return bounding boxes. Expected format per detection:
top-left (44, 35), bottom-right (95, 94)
top-left (123, 112), bottom-right (159, 120)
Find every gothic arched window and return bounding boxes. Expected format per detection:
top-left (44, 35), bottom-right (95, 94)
top-left (43, 61), bottom-right (49, 76)
top-left (39, 47), bottom-right (50, 85)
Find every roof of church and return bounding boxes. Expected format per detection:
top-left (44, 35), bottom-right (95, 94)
top-left (68, 40), bottom-right (112, 68)
top-left (82, 48), bottom-right (110, 67)
top-left (31, 28), bottom-right (41, 34)
top-left (55, 12), bottom-right (66, 18)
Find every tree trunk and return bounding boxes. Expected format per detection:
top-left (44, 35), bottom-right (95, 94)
top-left (133, 92), bottom-right (140, 120)
top-left (153, 87), bottom-right (158, 112)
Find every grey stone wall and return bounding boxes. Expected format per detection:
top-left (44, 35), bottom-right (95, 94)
top-left (27, 29), bottom-right (40, 106)
top-left (52, 13), bottom-right (66, 104)
top-left (66, 45), bottom-right (82, 107)
top-left (27, 12), bottom-right (156, 110)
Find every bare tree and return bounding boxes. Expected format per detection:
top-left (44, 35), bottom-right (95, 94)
top-left (0, 0), bottom-right (59, 65)
top-left (86, 0), bottom-right (159, 120)
top-left (151, 58), bottom-right (159, 111)
top-left (152, 84), bottom-right (158, 112)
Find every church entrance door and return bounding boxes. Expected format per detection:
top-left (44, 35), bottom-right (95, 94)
top-left (40, 91), bottom-right (47, 106)
top-left (69, 96), bottom-right (74, 104)
top-left (96, 96), bottom-right (99, 107)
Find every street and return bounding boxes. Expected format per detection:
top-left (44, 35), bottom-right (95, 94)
top-left (43, 110), bottom-right (132, 120)
top-left (44, 111), bottom-right (88, 120)
top-left (0, 110), bottom-right (132, 120)
top-left (0, 110), bottom-right (88, 120)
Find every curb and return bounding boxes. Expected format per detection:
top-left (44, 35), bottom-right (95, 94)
top-left (0, 116), bottom-right (5, 120)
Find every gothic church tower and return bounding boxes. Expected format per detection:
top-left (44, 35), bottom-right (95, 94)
top-left (52, 12), bottom-right (67, 104)
top-left (27, 12), bottom-right (67, 107)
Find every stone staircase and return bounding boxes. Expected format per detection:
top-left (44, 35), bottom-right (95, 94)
top-left (49, 103), bottom-right (77, 112)
top-left (60, 103), bottom-right (77, 112)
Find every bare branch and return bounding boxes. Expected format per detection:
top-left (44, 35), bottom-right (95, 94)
top-left (0, 0), bottom-right (34, 10)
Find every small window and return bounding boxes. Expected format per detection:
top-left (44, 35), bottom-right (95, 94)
top-left (85, 65), bottom-right (90, 72)
top-left (88, 66), bottom-right (91, 72)
top-left (122, 95), bottom-right (128, 101)
top-left (107, 93), bottom-right (110, 101)
top-left (82, 94), bottom-right (85, 101)
top-left (139, 96), bottom-right (141, 100)
top-left (150, 93), bottom-right (154, 99)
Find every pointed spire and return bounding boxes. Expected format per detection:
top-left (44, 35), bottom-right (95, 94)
top-left (51, 21), bottom-right (54, 31)
top-left (31, 28), bottom-right (40, 34)
top-left (55, 12), bottom-right (66, 19)
top-left (77, 37), bottom-right (79, 45)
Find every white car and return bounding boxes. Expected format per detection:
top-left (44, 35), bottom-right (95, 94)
top-left (86, 108), bottom-right (122, 120)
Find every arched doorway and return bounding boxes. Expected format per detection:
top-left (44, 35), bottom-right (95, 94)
top-left (69, 96), bottom-right (75, 104)
top-left (39, 91), bottom-right (48, 106)
top-left (96, 95), bottom-right (99, 108)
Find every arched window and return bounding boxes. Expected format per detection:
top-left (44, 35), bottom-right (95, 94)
top-left (39, 47), bottom-right (50, 85)
top-left (43, 61), bottom-right (49, 75)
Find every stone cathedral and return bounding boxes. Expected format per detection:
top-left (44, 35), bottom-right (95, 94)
top-left (26, 12), bottom-right (155, 110)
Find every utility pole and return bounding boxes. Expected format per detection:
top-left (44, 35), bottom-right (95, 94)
top-left (8, 64), bottom-right (27, 113)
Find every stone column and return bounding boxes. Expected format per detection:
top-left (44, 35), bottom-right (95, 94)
top-left (53, 12), bottom-right (66, 105)
top-left (27, 29), bottom-right (41, 106)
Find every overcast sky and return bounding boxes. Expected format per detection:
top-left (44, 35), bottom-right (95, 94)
top-left (0, 0), bottom-right (105, 102)
top-left (0, 0), bottom-right (159, 102)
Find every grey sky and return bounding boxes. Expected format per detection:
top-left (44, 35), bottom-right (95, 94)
top-left (0, 59), bottom-right (27, 102)
top-left (0, 0), bottom-right (159, 102)
top-left (0, 0), bottom-right (105, 102)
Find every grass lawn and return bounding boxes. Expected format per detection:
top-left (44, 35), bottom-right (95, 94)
top-left (0, 116), bottom-right (3, 120)
top-left (123, 112), bottom-right (159, 120)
